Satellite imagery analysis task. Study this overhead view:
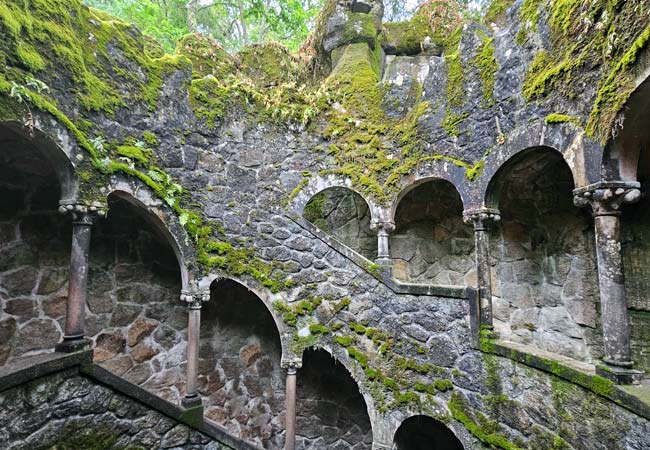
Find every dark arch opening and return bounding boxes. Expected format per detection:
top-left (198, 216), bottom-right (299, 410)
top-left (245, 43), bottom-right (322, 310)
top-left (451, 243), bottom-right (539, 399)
top-left (200, 278), bottom-right (284, 449)
top-left (0, 123), bottom-right (70, 363)
top-left (392, 180), bottom-right (473, 285)
top-left (488, 147), bottom-right (600, 362)
top-left (303, 187), bottom-right (377, 260)
top-left (297, 348), bottom-right (373, 449)
top-left (394, 415), bottom-right (464, 450)
top-left (89, 193), bottom-right (183, 399)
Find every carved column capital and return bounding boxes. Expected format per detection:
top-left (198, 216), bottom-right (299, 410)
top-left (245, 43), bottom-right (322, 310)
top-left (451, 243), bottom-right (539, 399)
top-left (463, 208), bottom-right (501, 230)
top-left (58, 202), bottom-right (108, 224)
top-left (181, 289), bottom-right (210, 309)
top-left (370, 220), bottom-right (395, 234)
top-left (573, 182), bottom-right (641, 217)
top-left (281, 358), bottom-right (302, 372)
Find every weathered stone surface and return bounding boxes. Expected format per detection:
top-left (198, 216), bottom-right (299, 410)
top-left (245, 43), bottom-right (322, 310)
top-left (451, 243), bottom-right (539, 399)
top-left (127, 318), bottom-right (159, 347)
top-left (94, 332), bottom-right (127, 363)
top-left (15, 320), bottom-right (61, 354)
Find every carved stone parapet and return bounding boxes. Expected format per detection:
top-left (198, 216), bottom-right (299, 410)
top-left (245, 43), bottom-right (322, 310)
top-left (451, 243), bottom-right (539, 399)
top-left (58, 202), bottom-right (108, 224)
top-left (463, 208), bottom-right (501, 231)
top-left (573, 182), bottom-right (641, 216)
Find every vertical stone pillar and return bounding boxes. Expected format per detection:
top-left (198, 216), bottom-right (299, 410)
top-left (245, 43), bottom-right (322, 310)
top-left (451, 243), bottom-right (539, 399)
top-left (371, 220), bottom-right (395, 267)
top-left (56, 203), bottom-right (106, 353)
top-left (463, 208), bottom-right (500, 335)
top-left (181, 289), bottom-right (209, 411)
top-left (574, 182), bottom-right (644, 384)
top-left (283, 360), bottom-right (300, 450)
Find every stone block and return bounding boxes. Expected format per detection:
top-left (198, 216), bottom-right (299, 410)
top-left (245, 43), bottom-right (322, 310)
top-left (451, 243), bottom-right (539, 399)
top-left (128, 318), bottom-right (159, 347)
top-left (3, 266), bottom-right (39, 296)
top-left (4, 298), bottom-right (37, 322)
top-left (94, 331), bottom-right (126, 363)
top-left (15, 319), bottom-right (60, 354)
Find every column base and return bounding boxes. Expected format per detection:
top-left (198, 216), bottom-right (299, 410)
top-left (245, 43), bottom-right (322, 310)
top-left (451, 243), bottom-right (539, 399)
top-left (596, 364), bottom-right (644, 385)
top-left (374, 257), bottom-right (392, 267)
top-left (55, 337), bottom-right (90, 353)
top-left (180, 396), bottom-right (204, 426)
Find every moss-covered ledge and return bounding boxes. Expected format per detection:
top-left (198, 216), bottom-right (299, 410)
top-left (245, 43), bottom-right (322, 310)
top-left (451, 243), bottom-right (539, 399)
top-left (480, 337), bottom-right (650, 420)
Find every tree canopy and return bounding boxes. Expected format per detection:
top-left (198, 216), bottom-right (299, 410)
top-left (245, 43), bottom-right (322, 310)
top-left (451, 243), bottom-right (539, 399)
top-left (84, 0), bottom-right (488, 54)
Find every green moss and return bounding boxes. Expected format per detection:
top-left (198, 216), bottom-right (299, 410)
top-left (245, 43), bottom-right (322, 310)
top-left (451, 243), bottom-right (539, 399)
top-left (434, 379), bottom-right (454, 392)
top-left (116, 145), bottom-right (152, 165)
top-left (347, 346), bottom-right (369, 368)
top-left (484, 0), bottom-right (515, 25)
top-left (176, 33), bottom-right (234, 80)
top-left (472, 32), bottom-right (498, 106)
top-left (380, 15), bottom-right (433, 55)
top-left (393, 391), bottom-right (420, 407)
top-left (517, 0), bottom-right (543, 44)
top-left (545, 113), bottom-right (580, 125)
top-left (448, 391), bottom-right (522, 450)
top-left (350, 322), bottom-right (367, 334)
top-left (309, 323), bottom-right (329, 334)
top-left (16, 42), bottom-right (46, 71)
top-left (335, 335), bottom-right (354, 347)
top-left (333, 297), bottom-right (351, 313)
top-left (142, 131), bottom-right (159, 146)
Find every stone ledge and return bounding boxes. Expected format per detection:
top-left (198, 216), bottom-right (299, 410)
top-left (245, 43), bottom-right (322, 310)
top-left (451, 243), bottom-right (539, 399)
top-left (482, 339), bottom-right (650, 420)
top-left (291, 215), bottom-right (470, 299)
top-left (0, 351), bottom-right (92, 392)
top-left (0, 351), bottom-right (259, 450)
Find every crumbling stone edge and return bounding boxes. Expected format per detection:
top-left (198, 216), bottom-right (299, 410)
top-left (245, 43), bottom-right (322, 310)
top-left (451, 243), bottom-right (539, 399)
top-left (0, 351), bottom-right (258, 450)
top-left (481, 339), bottom-right (650, 420)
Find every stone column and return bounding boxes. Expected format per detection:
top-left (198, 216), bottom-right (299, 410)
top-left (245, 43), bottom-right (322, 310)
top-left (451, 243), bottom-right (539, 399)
top-left (56, 203), bottom-right (106, 353)
top-left (463, 208), bottom-right (500, 332)
top-left (574, 182), bottom-right (644, 384)
top-left (181, 289), bottom-right (209, 411)
top-left (283, 360), bottom-right (300, 450)
top-left (370, 220), bottom-right (395, 267)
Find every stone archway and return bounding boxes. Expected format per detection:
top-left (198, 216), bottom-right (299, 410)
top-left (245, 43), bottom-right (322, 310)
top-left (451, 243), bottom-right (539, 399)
top-left (297, 348), bottom-right (373, 450)
top-left (200, 278), bottom-right (286, 449)
top-left (391, 179), bottom-right (473, 285)
top-left (486, 147), bottom-right (600, 363)
top-left (303, 186), bottom-right (377, 260)
top-left (0, 123), bottom-right (76, 363)
top-left (393, 415), bottom-right (464, 450)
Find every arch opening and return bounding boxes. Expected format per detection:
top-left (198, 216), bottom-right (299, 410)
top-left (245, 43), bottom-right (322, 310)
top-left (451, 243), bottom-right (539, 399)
top-left (303, 187), bottom-right (377, 260)
top-left (200, 278), bottom-right (285, 449)
top-left (621, 144), bottom-right (650, 374)
top-left (0, 124), bottom-right (71, 363)
top-left (488, 147), bottom-right (600, 362)
top-left (297, 348), bottom-right (373, 450)
top-left (394, 415), bottom-right (464, 450)
top-left (391, 179), bottom-right (473, 285)
top-left (88, 193), bottom-right (184, 399)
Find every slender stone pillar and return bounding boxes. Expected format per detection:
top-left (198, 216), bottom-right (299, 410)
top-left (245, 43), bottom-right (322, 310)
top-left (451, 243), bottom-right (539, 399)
top-left (463, 208), bottom-right (500, 333)
top-left (574, 182), bottom-right (644, 384)
top-left (56, 203), bottom-right (106, 353)
top-left (370, 220), bottom-right (395, 267)
top-left (283, 361), bottom-right (300, 450)
top-left (181, 289), bottom-right (209, 410)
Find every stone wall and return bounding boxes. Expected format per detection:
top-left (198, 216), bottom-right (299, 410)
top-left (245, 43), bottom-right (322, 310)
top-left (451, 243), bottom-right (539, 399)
top-left (391, 181), bottom-right (474, 285)
top-left (0, 366), bottom-right (228, 450)
top-left (490, 149), bottom-right (602, 362)
top-left (303, 187), bottom-right (377, 261)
